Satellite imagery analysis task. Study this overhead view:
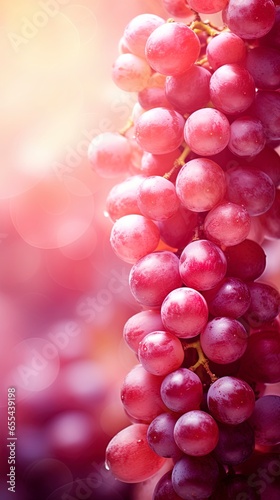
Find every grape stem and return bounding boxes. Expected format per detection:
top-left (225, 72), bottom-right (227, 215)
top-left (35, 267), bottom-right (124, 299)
top-left (185, 340), bottom-right (218, 383)
top-left (119, 118), bottom-right (134, 136)
top-left (190, 20), bottom-right (226, 36)
top-left (163, 144), bottom-right (191, 180)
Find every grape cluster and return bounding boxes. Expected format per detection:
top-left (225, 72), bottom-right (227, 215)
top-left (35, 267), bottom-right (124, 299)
top-left (88, 0), bottom-right (280, 498)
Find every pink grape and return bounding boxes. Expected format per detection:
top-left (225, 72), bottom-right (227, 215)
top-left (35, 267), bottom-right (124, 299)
top-left (105, 175), bottom-right (144, 221)
top-left (145, 22), bottom-right (200, 76)
top-left (250, 90), bottom-right (280, 142)
top-left (202, 277), bottom-right (251, 318)
top-left (204, 201), bottom-right (251, 246)
top-left (210, 63), bottom-right (256, 115)
top-left (123, 310), bottom-right (164, 354)
top-left (187, 0), bottom-right (229, 14)
top-left (161, 287), bottom-right (209, 339)
top-left (200, 317), bottom-right (249, 364)
top-left (112, 53), bottom-right (152, 92)
top-left (153, 470), bottom-right (182, 500)
top-left (129, 251), bottom-right (182, 308)
top-left (160, 367), bottom-right (203, 413)
top-left (140, 149), bottom-right (181, 177)
top-left (123, 14), bottom-right (165, 58)
top-left (105, 423), bottom-right (166, 483)
top-left (174, 410), bottom-right (219, 456)
top-left (147, 413), bottom-right (181, 459)
top-left (135, 107), bottom-right (185, 155)
top-left (175, 158), bottom-right (226, 212)
top-left (246, 46), bottom-right (280, 91)
top-left (179, 239), bottom-right (227, 291)
top-left (239, 330), bottom-right (280, 384)
top-left (225, 166), bottom-right (275, 216)
top-left (222, 0), bottom-right (276, 39)
top-left (88, 132), bottom-right (131, 178)
top-left (120, 364), bottom-right (167, 423)
top-left (243, 281), bottom-right (280, 327)
top-left (138, 86), bottom-right (172, 110)
top-left (207, 376), bottom-right (255, 425)
top-left (249, 395), bottom-right (280, 446)
top-left (138, 330), bottom-right (185, 376)
top-left (228, 116), bottom-right (266, 157)
top-left (165, 65), bottom-right (211, 114)
top-left (206, 32), bottom-right (247, 71)
top-left (246, 146), bottom-right (280, 187)
top-left (157, 207), bottom-right (198, 250)
top-left (110, 214), bottom-right (160, 264)
top-left (184, 108), bottom-right (230, 156)
top-left (137, 176), bottom-right (180, 221)
top-left (162, 0), bottom-right (194, 18)
top-left (260, 188), bottom-right (280, 239)
top-left (213, 421), bottom-right (255, 465)
top-left (224, 239), bottom-right (266, 281)
top-left (261, 4), bottom-right (280, 49)
top-left (172, 455), bottom-right (220, 499)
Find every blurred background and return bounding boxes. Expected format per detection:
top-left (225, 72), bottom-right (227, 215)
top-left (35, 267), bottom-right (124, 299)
top-left (0, 1), bottom-right (279, 499)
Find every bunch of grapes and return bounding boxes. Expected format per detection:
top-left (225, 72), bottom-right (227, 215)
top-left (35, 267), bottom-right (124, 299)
top-left (88, 0), bottom-right (280, 498)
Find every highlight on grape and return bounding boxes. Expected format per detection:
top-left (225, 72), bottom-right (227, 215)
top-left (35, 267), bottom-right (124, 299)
top-left (88, 1), bottom-right (280, 498)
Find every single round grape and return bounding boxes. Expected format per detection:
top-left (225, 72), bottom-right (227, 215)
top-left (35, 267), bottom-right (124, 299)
top-left (165, 65), bottom-right (211, 115)
top-left (260, 188), bottom-right (280, 239)
top-left (120, 364), bottom-right (167, 423)
top-left (172, 454), bottom-right (220, 499)
top-left (204, 201), bottom-right (251, 247)
top-left (187, 0), bottom-right (229, 13)
top-left (175, 158), bottom-right (226, 212)
top-left (161, 368), bottom-right (203, 414)
top-left (243, 281), bottom-right (280, 327)
top-left (210, 63), bottom-right (256, 115)
top-left (250, 90), bottom-right (280, 142)
top-left (112, 53), bottom-right (152, 92)
top-left (174, 410), bottom-right (219, 456)
top-left (138, 330), bottom-right (185, 376)
top-left (147, 413), bottom-right (181, 459)
top-left (206, 32), bottom-right (247, 71)
top-left (138, 86), bottom-right (172, 110)
top-left (105, 175), bottom-right (145, 221)
top-left (200, 317), bottom-right (248, 364)
top-left (222, 0), bottom-right (276, 39)
top-left (207, 376), bottom-right (255, 424)
top-left (135, 107), bottom-right (185, 155)
top-left (246, 146), bottom-right (280, 187)
top-left (157, 207), bottom-right (198, 250)
top-left (140, 149), bottom-right (181, 177)
top-left (224, 239), bottom-right (266, 281)
top-left (249, 395), bottom-right (280, 446)
top-left (145, 22), bottom-right (200, 76)
top-left (225, 166), bottom-right (275, 216)
top-left (162, 0), bottom-right (194, 18)
top-left (238, 330), bottom-right (280, 384)
top-left (214, 421), bottom-right (255, 466)
top-left (228, 116), bottom-right (266, 157)
top-left (110, 214), bottom-right (160, 264)
top-left (137, 176), bottom-right (180, 221)
top-left (161, 287), bottom-right (209, 339)
top-left (129, 251), bottom-right (182, 308)
top-left (246, 46), bottom-right (280, 91)
top-left (123, 14), bottom-right (165, 58)
top-left (184, 108), bottom-right (230, 156)
top-left (202, 277), bottom-right (251, 318)
top-left (153, 471), bottom-right (182, 500)
top-left (105, 423), bottom-right (166, 483)
top-left (123, 310), bottom-right (164, 354)
top-left (88, 132), bottom-right (131, 178)
top-left (179, 239), bottom-right (227, 291)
